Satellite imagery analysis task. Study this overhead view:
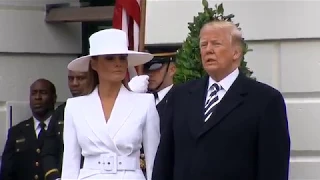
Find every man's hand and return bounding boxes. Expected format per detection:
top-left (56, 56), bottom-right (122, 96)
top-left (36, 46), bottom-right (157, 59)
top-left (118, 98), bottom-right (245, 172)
top-left (128, 75), bottom-right (149, 93)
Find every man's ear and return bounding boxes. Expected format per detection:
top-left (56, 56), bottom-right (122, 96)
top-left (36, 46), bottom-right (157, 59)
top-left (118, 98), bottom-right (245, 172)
top-left (233, 45), bottom-right (242, 62)
top-left (168, 63), bottom-right (176, 77)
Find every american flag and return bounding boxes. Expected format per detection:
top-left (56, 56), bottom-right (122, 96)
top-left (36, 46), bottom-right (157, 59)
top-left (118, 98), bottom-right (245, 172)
top-left (113, 0), bottom-right (141, 80)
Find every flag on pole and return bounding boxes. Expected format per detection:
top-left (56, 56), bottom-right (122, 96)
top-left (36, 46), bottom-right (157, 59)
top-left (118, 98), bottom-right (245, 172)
top-left (113, 0), bottom-right (141, 80)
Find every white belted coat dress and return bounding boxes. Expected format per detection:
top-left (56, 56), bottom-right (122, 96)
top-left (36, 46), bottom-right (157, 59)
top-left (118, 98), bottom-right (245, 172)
top-left (61, 85), bottom-right (160, 180)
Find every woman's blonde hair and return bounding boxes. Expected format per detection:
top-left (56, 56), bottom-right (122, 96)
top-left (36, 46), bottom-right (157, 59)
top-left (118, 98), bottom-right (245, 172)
top-left (83, 56), bottom-right (131, 96)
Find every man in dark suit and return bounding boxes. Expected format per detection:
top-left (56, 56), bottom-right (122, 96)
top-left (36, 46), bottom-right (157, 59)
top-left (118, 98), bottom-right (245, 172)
top-left (152, 21), bottom-right (291, 180)
top-left (42, 70), bottom-right (90, 180)
top-left (0, 79), bottom-right (57, 180)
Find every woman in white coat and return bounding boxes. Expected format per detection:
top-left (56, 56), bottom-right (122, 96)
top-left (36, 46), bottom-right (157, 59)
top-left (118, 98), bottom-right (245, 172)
top-left (61, 29), bottom-right (160, 180)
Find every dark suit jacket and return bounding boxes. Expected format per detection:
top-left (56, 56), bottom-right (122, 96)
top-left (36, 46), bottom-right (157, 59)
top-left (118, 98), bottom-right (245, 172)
top-left (0, 117), bottom-right (57, 180)
top-left (41, 103), bottom-right (65, 180)
top-left (152, 73), bottom-right (291, 180)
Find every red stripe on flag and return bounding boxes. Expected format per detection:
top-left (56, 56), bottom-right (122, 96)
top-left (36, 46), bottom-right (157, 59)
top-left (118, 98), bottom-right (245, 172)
top-left (112, 1), bottom-right (130, 79)
top-left (118, 0), bottom-right (141, 26)
top-left (113, 0), bottom-right (141, 80)
top-left (112, 1), bottom-right (123, 30)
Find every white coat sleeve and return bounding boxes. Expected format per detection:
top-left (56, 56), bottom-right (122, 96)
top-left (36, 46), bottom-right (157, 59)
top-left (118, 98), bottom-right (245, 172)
top-left (61, 99), bottom-right (81, 180)
top-left (143, 95), bottom-right (161, 180)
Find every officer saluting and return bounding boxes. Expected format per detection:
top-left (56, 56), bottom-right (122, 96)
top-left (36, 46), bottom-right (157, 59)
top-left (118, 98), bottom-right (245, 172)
top-left (143, 51), bottom-right (176, 131)
top-left (130, 51), bottom-right (177, 129)
top-left (130, 51), bottom-right (177, 173)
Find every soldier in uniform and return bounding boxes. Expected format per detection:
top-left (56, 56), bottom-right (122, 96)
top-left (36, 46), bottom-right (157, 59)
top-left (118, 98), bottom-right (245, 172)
top-left (144, 51), bottom-right (176, 131)
top-left (138, 51), bottom-right (177, 173)
top-left (41, 70), bottom-right (90, 180)
top-left (52, 70), bottom-right (91, 120)
top-left (0, 79), bottom-right (57, 180)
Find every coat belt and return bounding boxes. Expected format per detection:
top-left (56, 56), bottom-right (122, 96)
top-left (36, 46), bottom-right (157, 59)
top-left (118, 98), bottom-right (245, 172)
top-left (83, 153), bottom-right (140, 174)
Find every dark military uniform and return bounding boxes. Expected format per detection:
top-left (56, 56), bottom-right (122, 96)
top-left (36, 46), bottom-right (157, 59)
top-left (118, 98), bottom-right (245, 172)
top-left (140, 52), bottom-right (176, 175)
top-left (41, 103), bottom-right (65, 180)
top-left (142, 51), bottom-right (176, 132)
top-left (0, 117), bottom-right (57, 180)
top-left (42, 102), bottom-right (84, 180)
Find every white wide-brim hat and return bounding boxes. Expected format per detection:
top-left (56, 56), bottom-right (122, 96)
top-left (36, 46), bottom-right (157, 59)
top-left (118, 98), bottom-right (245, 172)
top-left (68, 29), bottom-right (154, 72)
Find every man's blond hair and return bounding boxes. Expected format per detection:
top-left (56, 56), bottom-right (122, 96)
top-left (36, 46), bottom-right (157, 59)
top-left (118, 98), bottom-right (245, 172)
top-left (200, 21), bottom-right (243, 48)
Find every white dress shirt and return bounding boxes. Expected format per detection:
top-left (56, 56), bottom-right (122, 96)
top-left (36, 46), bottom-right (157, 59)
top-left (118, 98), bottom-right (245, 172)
top-left (156, 84), bottom-right (173, 105)
top-left (205, 68), bottom-right (239, 103)
top-left (33, 117), bottom-right (51, 137)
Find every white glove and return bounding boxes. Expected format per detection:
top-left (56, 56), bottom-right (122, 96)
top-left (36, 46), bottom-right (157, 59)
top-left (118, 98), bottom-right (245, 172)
top-left (128, 75), bottom-right (149, 93)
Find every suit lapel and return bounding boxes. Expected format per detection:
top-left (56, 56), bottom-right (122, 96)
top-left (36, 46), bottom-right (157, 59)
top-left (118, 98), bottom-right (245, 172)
top-left (84, 88), bottom-right (110, 149)
top-left (156, 86), bottom-right (173, 116)
top-left (84, 85), bottom-right (134, 150)
top-left (156, 86), bottom-right (174, 132)
top-left (106, 86), bottom-right (134, 139)
top-left (199, 73), bottom-right (248, 137)
top-left (187, 77), bottom-right (208, 139)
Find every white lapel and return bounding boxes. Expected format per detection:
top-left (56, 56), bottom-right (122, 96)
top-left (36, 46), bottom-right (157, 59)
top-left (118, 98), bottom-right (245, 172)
top-left (106, 85), bottom-right (134, 138)
top-left (83, 85), bottom-right (134, 151)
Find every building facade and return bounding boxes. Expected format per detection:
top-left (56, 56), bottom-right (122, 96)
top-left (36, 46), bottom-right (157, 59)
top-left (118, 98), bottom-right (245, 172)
top-left (0, 0), bottom-right (319, 179)
top-left (0, 0), bottom-right (81, 156)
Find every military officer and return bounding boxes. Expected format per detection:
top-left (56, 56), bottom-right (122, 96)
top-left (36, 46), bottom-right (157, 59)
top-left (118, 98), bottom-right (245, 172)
top-left (41, 70), bottom-right (90, 180)
top-left (0, 79), bottom-right (57, 180)
top-left (143, 51), bottom-right (176, 130)
top-left (132, 51), bottom-right (177, 173)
